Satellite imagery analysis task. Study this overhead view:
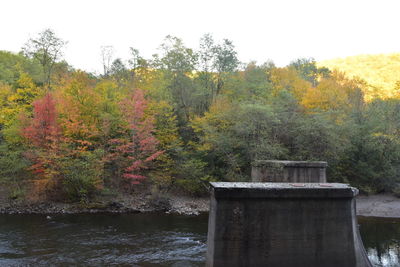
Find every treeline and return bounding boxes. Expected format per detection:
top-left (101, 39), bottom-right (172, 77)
top-left (0, 29), bottom-right (399, 202)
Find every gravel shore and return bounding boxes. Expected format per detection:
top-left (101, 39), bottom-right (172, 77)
top-left (356, 194), bottom-right (400, 218)
top-left (0, 193), bottom-right (399, 217)
top-left (0, 194), bottom-right (210, 216)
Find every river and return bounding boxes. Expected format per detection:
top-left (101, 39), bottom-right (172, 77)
top-left (0, 213), bottom-right (398, 266)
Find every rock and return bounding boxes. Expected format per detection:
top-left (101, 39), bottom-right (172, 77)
top-left (148, 196), bottom-right (171, 212)
top-left (107, 201), bottom-right (124, 210)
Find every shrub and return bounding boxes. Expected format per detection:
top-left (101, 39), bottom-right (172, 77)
top-left (0, 144), bottom-right (30, 182)
top-left (60, 151), bottom-right (103, 203)
top-left (175, 158), bottom-right (211, 195)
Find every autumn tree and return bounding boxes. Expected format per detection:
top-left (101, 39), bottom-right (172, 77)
top-left (23, 93), bottom-right (59, 146)
top-left (57, 71), bottom-right (100, 151)
top-left (301, 71), bottom-right (365, 117)
top-left (270, 67), bottom-right (311, 100)
top-left (106, 89), bottom-right (163, 185)
top-left (23, 93), bottom-right (61, 180)
top-left (147, 100), bottom-right (183, 189)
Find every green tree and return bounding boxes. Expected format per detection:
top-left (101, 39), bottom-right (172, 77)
top-left (156, 36), bottom-right (198, 140)
top-left (290, 58), bottom-right (330, 86)
top-left (212, 39), bottom-right (239, 97)
top-left (0, 51), bottom-right (43, 85)
top-left (23, 29), bottom-right (66, 89)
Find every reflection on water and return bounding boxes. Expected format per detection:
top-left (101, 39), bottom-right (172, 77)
top-left (359, 217), bottom-right (400, 267)
top-left (0, 213), bottom-right (399, 266)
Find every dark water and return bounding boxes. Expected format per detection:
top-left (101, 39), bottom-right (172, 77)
top-left (0, 213), bottom-right (399, 266)
top-left (359, 217), bottom-right (400, 267)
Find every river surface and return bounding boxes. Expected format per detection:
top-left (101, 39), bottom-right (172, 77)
top-left (0, 213), bottom-right (399, 266)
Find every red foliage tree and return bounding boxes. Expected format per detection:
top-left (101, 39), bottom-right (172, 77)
top-left (24, 93), bottom-right (60, 147)
top-left (108, 89), bottom-right (163, 184)
top-left (23, 93), bottom-right (61, 177)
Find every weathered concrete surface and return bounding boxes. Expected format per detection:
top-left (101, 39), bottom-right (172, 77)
top-left (206, 182), bottom-right (372, 267)
top-left (251, 160), bottom-right (327, 183)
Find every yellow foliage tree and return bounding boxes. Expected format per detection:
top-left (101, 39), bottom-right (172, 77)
top-left (301, 71), bottom-right (365, 117)
top-left (270, 67), bottom-right (311, 100)
top-left (147, 100), bottom-right (183, 188)
top-left (191, 97), bottom-right (235, 152)
top-left (0, 73), bottom-right (43, 145)
top-left (57, 71), bottom-right (101, 148)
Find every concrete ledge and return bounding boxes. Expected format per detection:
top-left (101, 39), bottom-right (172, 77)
top-left (211, 182), bottom-right (358, 199)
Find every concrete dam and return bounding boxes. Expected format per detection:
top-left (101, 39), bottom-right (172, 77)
top-left (206, 182), bottom-right (372, 266)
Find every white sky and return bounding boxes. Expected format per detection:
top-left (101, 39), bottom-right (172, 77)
top-left (1, 0), bottom-right (399, 74)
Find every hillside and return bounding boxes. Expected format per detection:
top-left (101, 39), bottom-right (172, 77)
top-left (318, 53), bottom-right (400, 99)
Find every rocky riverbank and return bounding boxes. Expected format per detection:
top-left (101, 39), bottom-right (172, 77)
top-left (1, 192), bottom-right (399, 217)
top-left (0, 194), bottom-right (210, 216)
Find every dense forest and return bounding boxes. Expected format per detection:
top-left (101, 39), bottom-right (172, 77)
top-left (0, 29), bottom-right (399, 203)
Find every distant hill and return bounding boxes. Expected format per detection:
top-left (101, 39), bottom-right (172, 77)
top-left (318, 53), bottom-right (400, 99)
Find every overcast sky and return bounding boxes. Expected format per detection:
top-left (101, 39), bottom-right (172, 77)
top-left (1, 0), bottom-right (399, 74)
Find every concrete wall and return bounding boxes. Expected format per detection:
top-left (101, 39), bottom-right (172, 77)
top-left (206, 182), bottom-right (372, 267)
top-left (251, 160), bottom-right (327, 183)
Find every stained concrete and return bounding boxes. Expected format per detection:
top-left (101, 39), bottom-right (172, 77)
top-left (251, 160), bottom-right (327, 183)
top-left (206, 182), bottom-right (372, 267)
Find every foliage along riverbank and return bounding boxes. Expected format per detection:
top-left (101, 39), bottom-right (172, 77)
top-left (0, 29), bottom-right (400, 206)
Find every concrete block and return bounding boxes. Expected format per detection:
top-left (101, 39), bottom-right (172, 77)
top-left (206, 182), bottom-right (372, 267)
top-left (251, 160), bottom-right (327, 183)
